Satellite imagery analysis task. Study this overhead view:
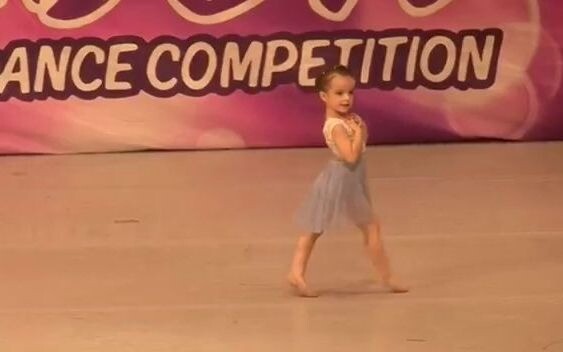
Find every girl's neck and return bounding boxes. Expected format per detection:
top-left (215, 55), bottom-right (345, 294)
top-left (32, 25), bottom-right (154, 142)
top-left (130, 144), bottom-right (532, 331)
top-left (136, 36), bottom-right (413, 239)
top-left (325, 108), bottom-right (348, 120)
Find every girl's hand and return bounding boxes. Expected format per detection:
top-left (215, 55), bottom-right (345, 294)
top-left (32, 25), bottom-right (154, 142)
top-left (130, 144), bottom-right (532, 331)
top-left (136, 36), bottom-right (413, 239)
top-left (351, 114), bottom-right (367, 141)
top-left (349, 119), bottom-right (362, 134)
top-left (349, 114), bottom-right (365, 129)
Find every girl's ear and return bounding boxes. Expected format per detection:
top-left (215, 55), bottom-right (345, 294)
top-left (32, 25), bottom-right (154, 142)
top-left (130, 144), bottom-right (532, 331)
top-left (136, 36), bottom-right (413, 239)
top-left (319, 91), bottom-right (327, 103)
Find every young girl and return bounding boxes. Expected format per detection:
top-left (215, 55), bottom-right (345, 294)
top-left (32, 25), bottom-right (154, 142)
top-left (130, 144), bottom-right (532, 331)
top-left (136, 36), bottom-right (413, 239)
top-left (287, 65), bottom-right (408, 297)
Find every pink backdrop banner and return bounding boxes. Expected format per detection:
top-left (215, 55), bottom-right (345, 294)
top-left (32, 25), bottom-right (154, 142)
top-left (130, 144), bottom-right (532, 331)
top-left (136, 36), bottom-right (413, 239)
top-left (0, 0), bottom-right (561, 154)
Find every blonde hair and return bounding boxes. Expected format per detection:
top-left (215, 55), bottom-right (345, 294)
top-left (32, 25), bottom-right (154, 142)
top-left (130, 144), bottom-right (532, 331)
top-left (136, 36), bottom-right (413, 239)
top-left (314, 64), bottom-right (354, 92)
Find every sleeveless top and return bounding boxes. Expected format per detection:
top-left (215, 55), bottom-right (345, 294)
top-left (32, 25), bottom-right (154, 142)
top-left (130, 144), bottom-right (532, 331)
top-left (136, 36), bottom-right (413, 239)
top-left (322, 116), bottom-right (366, 159)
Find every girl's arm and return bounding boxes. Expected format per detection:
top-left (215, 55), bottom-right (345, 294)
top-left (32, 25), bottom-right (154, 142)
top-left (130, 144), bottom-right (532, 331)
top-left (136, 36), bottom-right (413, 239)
top-left (332, 123), bottom-right (363, 165)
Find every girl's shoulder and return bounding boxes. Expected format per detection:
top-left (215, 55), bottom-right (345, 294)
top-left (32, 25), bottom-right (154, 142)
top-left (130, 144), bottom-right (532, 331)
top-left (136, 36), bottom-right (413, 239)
top-left (323, 117), bottom-right (347, 131)
top-left (349, 112), bottom-right (363, 121)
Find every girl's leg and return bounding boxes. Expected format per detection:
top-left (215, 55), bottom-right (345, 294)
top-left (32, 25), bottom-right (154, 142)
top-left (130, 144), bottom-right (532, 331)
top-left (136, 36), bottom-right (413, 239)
top-left (357, 220), bottom-right (408, 293)
top-left (287, 232), bottom-right (322, 297)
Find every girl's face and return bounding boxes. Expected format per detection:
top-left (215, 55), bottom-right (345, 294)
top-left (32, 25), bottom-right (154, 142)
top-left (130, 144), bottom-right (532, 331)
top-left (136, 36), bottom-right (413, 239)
top-left (320, 74), bottom-right (356, 117)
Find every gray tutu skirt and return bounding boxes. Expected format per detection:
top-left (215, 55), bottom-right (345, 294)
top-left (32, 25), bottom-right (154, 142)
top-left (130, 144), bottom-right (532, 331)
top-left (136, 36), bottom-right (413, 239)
top-left (295, 157), bottom-right (375, 234)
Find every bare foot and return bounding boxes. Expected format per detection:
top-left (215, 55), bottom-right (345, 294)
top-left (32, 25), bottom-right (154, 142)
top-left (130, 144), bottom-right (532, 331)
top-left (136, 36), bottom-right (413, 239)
top-left (287, 274), bottom-right (318, 298)
top-left (383, 281), bottom-right (409, 293)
